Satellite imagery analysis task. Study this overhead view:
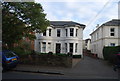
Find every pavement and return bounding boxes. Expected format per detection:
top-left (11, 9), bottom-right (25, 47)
top-left (12, 56), bottom-right (119, 79)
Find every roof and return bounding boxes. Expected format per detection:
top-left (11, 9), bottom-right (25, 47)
top-left (90, 19), bottom-right (120, 35)
top-left (50, 21), bottom-right (86, 29)
top-left (102, 19), bottom-right (120, 26)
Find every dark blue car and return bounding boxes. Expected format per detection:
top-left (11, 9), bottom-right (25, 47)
top-left (1, 50), bottom-right (19, 70)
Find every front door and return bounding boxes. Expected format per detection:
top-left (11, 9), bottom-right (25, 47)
top-left (56, 43), bottom-right (61, 53)
top-left (69, 43), bottom-right (73, 53)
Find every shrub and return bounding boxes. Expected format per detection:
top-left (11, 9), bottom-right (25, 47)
top-left (12, 46), bottom-right (24, 55)
top-left (12, 46), bottom-right (31, 56)
top-left (48, 51), bottom-right (53, 55)
top-left (73, 55), bottom-right (81, 58)
top-left (56, 53), bottom-right (67, 56)
top-left (103, 46), bottom-right (120, 64)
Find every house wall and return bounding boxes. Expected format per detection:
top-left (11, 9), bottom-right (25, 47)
top-left (83, 39), bottom-right (91, 50)
top-left (87, 40), bottom-right (91, 50)
top-left (35, 26), bottom-right (84, 56)
top-left (90, 25), bottom-right (119, 59)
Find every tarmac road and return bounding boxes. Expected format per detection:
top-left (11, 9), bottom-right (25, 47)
top-left (2, 56), bottom-right (119, 80)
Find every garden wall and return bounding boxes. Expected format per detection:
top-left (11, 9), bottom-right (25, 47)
top-left (19, 54), bottom-right (72, 68)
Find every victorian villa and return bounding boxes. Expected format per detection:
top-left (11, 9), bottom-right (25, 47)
top-left (35, 21), bottom-right (85, 57)
top-left (90, 19), bottom-right (120, 58)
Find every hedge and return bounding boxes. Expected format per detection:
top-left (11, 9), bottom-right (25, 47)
top-left (103, 46), bottom-right (120, 64)
top-left (39, 52), bottom-right (68, 57)
top-left (73, 55), bottom-right (81, 58)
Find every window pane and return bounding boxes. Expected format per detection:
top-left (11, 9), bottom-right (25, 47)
top-left (69, 43), bottom-right (73, 53)
top-left (49, 29), bottom-right (51, 36)
top-left (65, 43), bottom-right (67, 53)
top-left (70, 28), bottom-right (74, 36)
top-left (43, 31), bottom-right (46, 36)
top-left (65, 29), bottom-right (68, 37)
top-left (111, 33), bottom-right (114, 36)
top-left (110, 43), bottom-right (115, 46)
top-left (57, 29), bottom-right (61, 37)
top-left (76, 29), bottom-right (78, 37)
top-left (110, 28), bottom-right (115, 32)
top-left (5, 52), bottom-right (16, 58)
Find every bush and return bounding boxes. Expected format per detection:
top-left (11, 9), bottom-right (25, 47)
top-left (73, 55), bottom-right (81, 58)
top-left (12, 46), bottom-right (31, 56)
top-left (56, 53), bottom-right (67, 56)
top-left (12, 46), bottom-right (24, 55)
top-left (103, 46), bottom-right (120, 64)
top-left (48, 51), bottom-right (53, 55)
top-left (38, 52), bottom-right (67, 56)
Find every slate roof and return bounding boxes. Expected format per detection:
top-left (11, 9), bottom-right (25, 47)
top-left (90, 19), bottom-right (120, 35)
top-left (50, 21), bottom-right (85, 28)
top-left (102, 19), bottom-right (120, 26)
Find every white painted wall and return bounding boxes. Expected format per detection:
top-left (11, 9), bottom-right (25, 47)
top-left (35, 25), bottom-right (84, 56)
top-left (90, 25), bottom-right (120, 59)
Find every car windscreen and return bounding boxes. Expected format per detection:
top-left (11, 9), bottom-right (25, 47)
top-left (4, 51), bottom-right (16, 58)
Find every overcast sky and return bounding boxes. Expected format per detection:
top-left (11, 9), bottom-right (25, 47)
top-left (35, 0), bottom-right (119, 39)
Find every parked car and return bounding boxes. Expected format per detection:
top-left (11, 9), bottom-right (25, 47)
top-left (116, 52), bottom-right (120, 55)
top-left (1, 50), bottom-right (19, 71)
top-left (113, 52), bottom-right (120, 71)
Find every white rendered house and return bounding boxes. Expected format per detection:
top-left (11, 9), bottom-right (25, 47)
top-left (90, 19), bottom-right (120, 58)
top-left (35, 21), bottom-right (85, 57)
top-left (83, 38), bottom-right (91, 50)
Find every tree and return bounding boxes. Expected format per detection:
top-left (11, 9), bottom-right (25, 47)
top-left (2, 2), bottom-right (50, 49)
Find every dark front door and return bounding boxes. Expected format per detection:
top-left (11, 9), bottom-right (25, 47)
top-left (56, 43), bottom-right (61, 53)
top-left (69, 43), bottom-right (73, 53)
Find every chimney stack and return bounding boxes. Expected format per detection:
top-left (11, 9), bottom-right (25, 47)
top-left (96, 24), bottom-right (99, 28)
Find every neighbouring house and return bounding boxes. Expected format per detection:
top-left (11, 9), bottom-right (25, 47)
top-left (13, 32), bottom-right (35, 50)
top-left (90, 19), bottom-right (120, 58)
top-left (35, 21), bottom-right (85, 58)
top-left (83, 38), bottom-right (91, 50)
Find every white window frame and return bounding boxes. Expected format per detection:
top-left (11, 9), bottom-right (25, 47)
top-left (75, 43), bottom-right (78, 53)
top-left (65, 43), bottom-right (67, 53)
top-left (42, 42), bottom-right (46, 52)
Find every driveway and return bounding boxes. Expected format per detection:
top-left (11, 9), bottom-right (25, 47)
top-left (65, 56), bottom-right (118, 79)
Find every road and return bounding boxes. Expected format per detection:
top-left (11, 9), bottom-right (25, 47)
top-left (2, 71), bottom-right (69, 79)
top-left (2, 56), bottom-right (120, 80)
top-left (2, 70), bottom-right (119, 80)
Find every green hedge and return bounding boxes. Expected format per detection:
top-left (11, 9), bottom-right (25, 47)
top-left (103, 46), bottom-right (120, 64)
top-left (39, 52), bottom-right (68, 56)
top-left (56, 53), bottom-right (68, 56)
top-left (73, 55), bottom-right (81, 58)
